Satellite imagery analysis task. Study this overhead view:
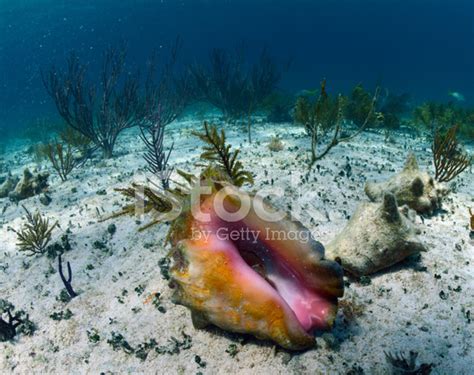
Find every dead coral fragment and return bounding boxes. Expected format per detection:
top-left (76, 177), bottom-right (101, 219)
top-left (9, 168), bottom-right (49, 202)
top-left (192, 122), bottom-right (253, 187)
top-left (432, 125), bottom-right (471, 183)
top-left (268, 136), bottom-right (284, 152)
top-left (13, 205), bottom-right (58, 256)
top-left (326, 194), bottom-right (427, 276)
top-left (0, 174), bottom-right (19, 198)
top-left (365, 153), bottom-right (447, 215)
top-left (385, 350), bottom-right (433, 375)
top-left (0, 169), bottom-right (48, 201)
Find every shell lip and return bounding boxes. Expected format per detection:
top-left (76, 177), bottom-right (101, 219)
top-left (219, 192), bottom-right (343, 332)
top-left (231, 232), bottom-right (340, 333)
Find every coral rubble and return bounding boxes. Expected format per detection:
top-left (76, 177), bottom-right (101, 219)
top-left (9, 168), bottom-right (49, 202)
top-left (0, 169), bottom-right (49, 201)
top-left (0, 173), bottom-right (19, 198)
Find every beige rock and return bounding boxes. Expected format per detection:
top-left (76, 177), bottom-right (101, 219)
top-left (326, 193), bottom-right (427, 276)
top-left (0, 174), bottom-right (19, 198)
top-left (8, 168), bottom-right (49, 202)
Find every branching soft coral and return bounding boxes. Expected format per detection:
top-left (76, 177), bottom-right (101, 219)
top-left (295, 80), bottom-right (379, 166)
top-left (13, 205), bottom-right (58, 256)
top-left (102, 122), bottom-right (253, 233)
top-left (192, 121), bottom-right (254, 187)
top-left (432, 125), bottom-right (471, 182)
top-left (42, 45), bottom-right (143, 159)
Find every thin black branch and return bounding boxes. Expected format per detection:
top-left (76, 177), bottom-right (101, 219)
top-left (139, 38), bottom-right (191, 188)
top-left (58, 253), bottom-right (78, 299)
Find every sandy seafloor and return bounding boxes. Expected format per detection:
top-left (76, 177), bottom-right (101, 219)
top-left (0, 118), bottom-right (473, 374)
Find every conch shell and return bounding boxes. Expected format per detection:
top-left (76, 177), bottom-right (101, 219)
top-left (169, 182), bottom-right (344, 350)
top-left (326, 193), bottom-right (427, 276)
top-left (365, 153), bottom-right (448, 215)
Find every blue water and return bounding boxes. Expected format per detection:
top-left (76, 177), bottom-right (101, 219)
top-left (1, 0), bottom-right (473, 131)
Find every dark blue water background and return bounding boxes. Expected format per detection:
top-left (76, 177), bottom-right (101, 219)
top-left (1, 0), bottom-right (473, 131)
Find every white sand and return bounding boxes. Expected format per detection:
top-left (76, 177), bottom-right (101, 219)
top-left (0, 119), bottom-right (473, 374)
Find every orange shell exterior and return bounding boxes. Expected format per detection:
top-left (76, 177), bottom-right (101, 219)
top-left (169, 183), bottom-right (343, 350)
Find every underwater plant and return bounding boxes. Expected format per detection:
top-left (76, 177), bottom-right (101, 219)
top-left (377, 90), bottom-right (411, 139)
top-left (39, 124), bottom-right (94, 181)
top-left (58, 253), bottom-right (78, 299)
top-left (192, 122), bottom-right (254, 187)
top-left (347, 86), bottom-right (409, 137)
top-left (411, 101), bottom-right (474, 140)
top-left (140, 116), bottom-right (174, 190)
top-left (139, 39), bottom-right (192, 189)
top-left (103, 122), bottom-right (253, 230)
top-left (58, 125), bottom-right (93, 158)
top-left (385, 351), bottom-right (433, 374)
top-left (142, 37), bottom-right (192, 129)
top-left (458, 109), bottom-right (474, 141)
top-left (0, 299), bottom-right (36, 342)
top-left (413, 102), bottom-right (446, 136)
top-left (104, 182), bottom-right (175, 231)
top-left (40, 142), bottom-right (79, 182)
top-left (13, 205), bottom-right (58, 256)
top-left (264, 92), bottom-right (295, 123)
top-left (190, 48), bottom-right (247, 120)
top-left (42, 45), bottom-right (144, 158)
top-left (294, 79), bottom-right (379, 166)
top-left (345, 84), bottom-right (379, 129)
top-left (431, 125), bottom-right (471, 183)
top-left (190, 47), bottom-right (281, 141)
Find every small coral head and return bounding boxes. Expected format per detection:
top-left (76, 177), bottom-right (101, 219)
top-left (169, 183), bottom-right (343, 350)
